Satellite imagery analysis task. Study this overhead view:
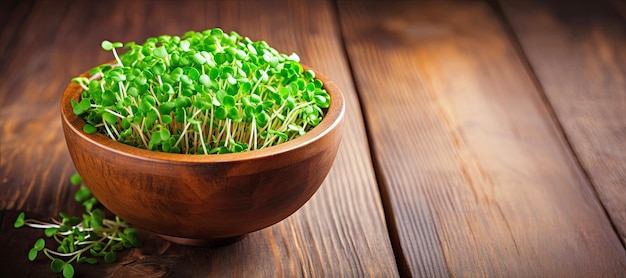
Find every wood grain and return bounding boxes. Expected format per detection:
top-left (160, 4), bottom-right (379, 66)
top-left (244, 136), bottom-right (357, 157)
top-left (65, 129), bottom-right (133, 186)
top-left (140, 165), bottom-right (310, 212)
top-left (338, 0), bottom-right (626, 276)
top-left (0, 0), bottom-right (398, 276)
top-left (197, 2), bottom-right (400, 274)
top-left (0, 0), bottom-right (34, 66)
top-left (499, 0), bottom-right (626, 246)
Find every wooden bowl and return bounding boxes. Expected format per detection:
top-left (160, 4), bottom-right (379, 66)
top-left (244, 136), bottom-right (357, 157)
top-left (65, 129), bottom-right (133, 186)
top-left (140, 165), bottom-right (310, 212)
top-left (60, 66), bottom-right (345, 246)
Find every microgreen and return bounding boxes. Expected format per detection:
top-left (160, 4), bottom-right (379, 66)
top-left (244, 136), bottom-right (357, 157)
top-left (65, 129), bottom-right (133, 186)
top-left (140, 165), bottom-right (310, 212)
top-left (72, 28), bottom-right (330, 154)
top-left (14, 174), bottom-right (141, 278)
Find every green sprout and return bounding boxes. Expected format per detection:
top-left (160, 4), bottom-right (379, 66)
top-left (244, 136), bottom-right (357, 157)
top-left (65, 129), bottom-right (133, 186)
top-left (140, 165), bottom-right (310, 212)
top-left (14, 173), bottom-right (141, 278)
top-left (71, 28), bottom-right (330, 154)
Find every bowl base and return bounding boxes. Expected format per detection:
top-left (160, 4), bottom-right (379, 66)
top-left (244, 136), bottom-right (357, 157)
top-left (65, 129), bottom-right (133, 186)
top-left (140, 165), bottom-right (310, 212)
top-left (157, 233), bottom-right (247, 247)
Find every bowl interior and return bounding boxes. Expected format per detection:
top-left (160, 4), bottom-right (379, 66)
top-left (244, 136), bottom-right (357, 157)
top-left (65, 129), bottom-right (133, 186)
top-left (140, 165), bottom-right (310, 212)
top-left (61, 65), bottom-right (345, 163)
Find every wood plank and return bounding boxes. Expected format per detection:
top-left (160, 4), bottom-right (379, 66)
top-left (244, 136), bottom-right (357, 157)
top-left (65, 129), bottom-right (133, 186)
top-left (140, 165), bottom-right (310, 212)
top-left (205, 0), bottom-right (398, 276)
top-left (0, 0), bottom-right (398, 276)
top-left (499, 0), bottom-right (626, 246)
top-left (610, 0), bottom-right (626, 21)
top-left (338, 0), bottom-right (626, 276)
top-left (0, 0), bottom-right (35, 64)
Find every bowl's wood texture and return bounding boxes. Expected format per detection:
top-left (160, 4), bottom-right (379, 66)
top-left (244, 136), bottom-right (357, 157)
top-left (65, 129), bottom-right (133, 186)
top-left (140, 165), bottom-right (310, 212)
top-left (61, 67), bottom-right (345, 241)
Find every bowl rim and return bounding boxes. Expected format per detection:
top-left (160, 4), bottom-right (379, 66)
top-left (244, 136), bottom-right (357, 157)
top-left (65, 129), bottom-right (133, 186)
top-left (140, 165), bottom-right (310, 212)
top-left (61, 64), bottom-right (345, 164)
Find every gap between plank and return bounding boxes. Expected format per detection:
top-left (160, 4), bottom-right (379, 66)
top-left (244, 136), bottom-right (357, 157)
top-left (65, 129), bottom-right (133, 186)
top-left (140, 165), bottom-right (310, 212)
top-left (486, 0), bottom-right (626, 251)
top-left (330, 0), bottom-right (412, 276)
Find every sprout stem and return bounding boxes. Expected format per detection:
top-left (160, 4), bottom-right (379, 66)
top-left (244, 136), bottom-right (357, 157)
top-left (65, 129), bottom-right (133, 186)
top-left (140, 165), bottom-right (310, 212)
top-left (197, 122), bottom-right (208, 154)
top-left (25, 223), bottom-right (59, 229)
top-left (112, 48), bottom-right (124, 67)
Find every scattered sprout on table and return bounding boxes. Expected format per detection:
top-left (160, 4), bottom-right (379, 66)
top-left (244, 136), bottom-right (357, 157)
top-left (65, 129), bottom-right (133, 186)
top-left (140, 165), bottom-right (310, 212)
top-left (14, 173), bottom-right (141, 278)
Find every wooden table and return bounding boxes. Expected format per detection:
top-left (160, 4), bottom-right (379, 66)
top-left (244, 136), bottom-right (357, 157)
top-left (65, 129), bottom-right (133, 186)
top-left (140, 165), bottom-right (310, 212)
top-left (2, 0), bottom-right (625, 276)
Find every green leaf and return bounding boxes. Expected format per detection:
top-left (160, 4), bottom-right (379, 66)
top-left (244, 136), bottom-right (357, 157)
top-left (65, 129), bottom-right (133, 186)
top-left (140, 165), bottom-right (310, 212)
top-left (71, 76), bottom-right (88, 86)
top-left (83, 197), bottom-right (98, 212)
top-left (101, 40), bottom-right (113, 51)
top-left (34, 238), bottom-right (46, 251)
top-left (199, 74), bottom-right (211, 87)
top-left (162, 115), bottom-right (172, 124)
top-left (67, 237), bottom-right (75, 253)
top-left (193, 52), bottom-right (206, 64)
top-left (123, 228), bottom-right (143, 247)
top-left (180, 75), bottom-right (193, 85)
top-left (159, 129), bottom-right (171, 141)
top-left (71, 99), bottom-right (86, 115)
top-left (70, 173), bottom-right (82, 185)
top-left (152, 62), bottom-right (167, 75)
top-left (63, 263), bottom-right (75, 278)
top-left (45, 227), bottom-right (58, 237)
top-left (79, 98), bottom-right (91, 111)
top-left (92, 208), bottom-right (105, 223)
top-left (28, 248), bottom-right (38, 261)
top-left (160, 83), bottom-right (175, 94)
top-left (250, 94), bottom-right (262, 104)
top-left (101, 91), bottom-right (116, 106)
top-left (170, 146), bottom-right (181, 154)
top-left (102, 112), bottom-right (117, 125)
top-left (279, 87), bottom-right (290, 97)
top-left (215, 52), bottom-right (227, 64)
top-left (51, 259), bottom-right (65, 273)
top-left (210, 28), bottom-right (224, 36)
top-left (314, 95), bottom-right (329, 108)
top-left (66, 216), bottom-right (81, 226)
top-left (104, 252), bottom-right (117, 263)
top-left (92, 243), bottom-right (103, 252)
top-left (175, 96), bottom-right (192, 109)
top-left (246, 43), bottom-right (257, 55)
top-left (243, 106), bottom-right (255, 118)
top-left (139, 98), bottom-right (154, 114)
top-left (161, 140), bottom-right (172, 152)
top-left (57, 244), bottom-right (67, 254)
top-left (286, 96), bottom-right (296, 109)
top-left (227, 75), bottom-right (237, 85)
top-left (268, 129), bottom-right (288, 140)
top-left (186, 67), bottom-right (200, 80)
top-left (58, 225), bottom-right (70, 233)
top-left (150, 132), bottom-right (162, 146)
top-left (215, 107), bottom-right (227, 120)
top-left (304, 69), bottom-right (315, 79)
top-left (180, 40), bottom-right (191, 51)
top-left (14, 212), bottom-right (25, 228)
top-left (256, 111), bottom-right (269, 127)
top-left (145, 110), bottom-right (159, 128)
top-left (158, 102), bottom-right (176, 114)
top-left (227, 107), bottom-right (239, 120)
top-left (111, 243), bottom-right (124, 252)
top-left (83, 124), bottom-right (97, 134)
top-left (229, 141), bottom-right (243, 153)
top-left (271, 92), bottom-right (283, 105)
top-left (154, 46), bottom-right (168, 58)
top-left (75, 186), bottom-right (91, 202)
top-left (222, 95), bottom-right (236, 108)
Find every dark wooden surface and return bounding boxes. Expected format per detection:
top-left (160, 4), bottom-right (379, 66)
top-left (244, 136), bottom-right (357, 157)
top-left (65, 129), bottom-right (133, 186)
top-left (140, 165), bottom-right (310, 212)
top-left (1, 0), bottom-right (625, 277)
top-left (500, 0), bottom-right (626, 247)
